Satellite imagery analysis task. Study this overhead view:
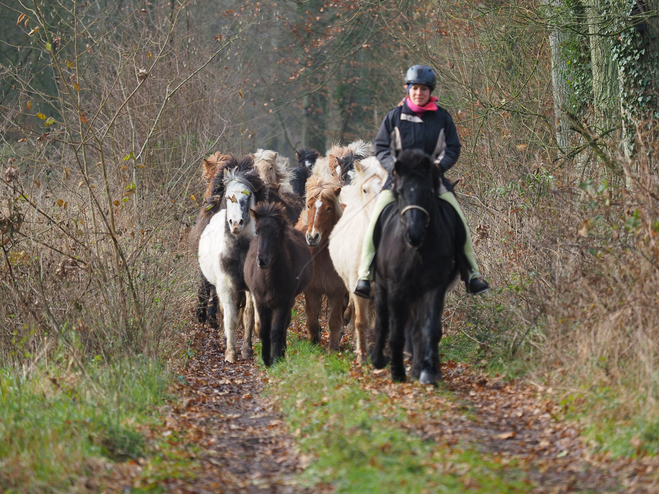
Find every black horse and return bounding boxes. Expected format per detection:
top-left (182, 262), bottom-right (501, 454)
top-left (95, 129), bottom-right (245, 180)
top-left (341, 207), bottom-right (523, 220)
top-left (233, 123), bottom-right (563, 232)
top-left (370, 149), bottom-right (468, 385)
top-left (244, 202), bottom-right (313, 366)
top-left (291, 148), bottom-right (319, 198)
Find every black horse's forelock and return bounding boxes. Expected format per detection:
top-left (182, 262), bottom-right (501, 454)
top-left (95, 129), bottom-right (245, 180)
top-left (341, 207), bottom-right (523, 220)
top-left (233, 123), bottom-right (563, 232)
top-left (296, 148), bottom-right (319, 165)
top-left (254, 201), bottom-right (288, 226)
top-left (393, 150), bottom-right (439, 194)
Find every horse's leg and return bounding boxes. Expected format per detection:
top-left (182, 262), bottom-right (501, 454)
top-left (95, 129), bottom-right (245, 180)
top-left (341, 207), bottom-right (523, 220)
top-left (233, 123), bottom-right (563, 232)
top-left (388, 299), bottom-right (407, 383)
top-left (327, 291), bottom-right (345, 352)
top-left (370, 283), bottom-right (390, 369)
top-left (259, 306), bottom-right (273, 367)
top-left (196, 274), bottom-right (211, 324)
top-left (354, 297), bottom-right (370, 364)
top-left (208, 286), bottom-right (219, 330)
top-left (419, 289), bottom-right (444, 385)
top-left (271, 307), bottom-right (290, 364)
top-left (304, 288), bottom-right (322, 346)
top-left (220, 284), bottom-right (239, 363)
top-left (241, 292), bottom-right (255, 359)
top-left (410, 317), bottom-right (424, 380)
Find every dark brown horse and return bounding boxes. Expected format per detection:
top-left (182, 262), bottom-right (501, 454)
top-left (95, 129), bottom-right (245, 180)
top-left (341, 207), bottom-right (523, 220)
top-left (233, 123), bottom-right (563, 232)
top-left (295, 176), bottom-right (347, 351)
top-left (244, 202), bottom-right (313, 366)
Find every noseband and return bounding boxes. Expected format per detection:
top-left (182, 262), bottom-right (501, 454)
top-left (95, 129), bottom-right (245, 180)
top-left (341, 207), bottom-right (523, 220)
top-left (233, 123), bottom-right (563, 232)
top-left (400, 204), bottom-right (430, 227)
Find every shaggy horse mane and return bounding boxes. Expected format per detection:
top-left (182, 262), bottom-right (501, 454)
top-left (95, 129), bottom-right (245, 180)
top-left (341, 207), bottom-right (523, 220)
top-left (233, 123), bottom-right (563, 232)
top-left (297, 175), bottom-right (343, 230)
top-left (253, 149), bottom-right (292, 187)
top-left (253, 200), bottom-right (289, 227)
top-left (313, 140), bottom-right (375, 181)
top-left (339, 156), bottom-right (388, 207)
top-left (202, 155), bottom-right (264, 217)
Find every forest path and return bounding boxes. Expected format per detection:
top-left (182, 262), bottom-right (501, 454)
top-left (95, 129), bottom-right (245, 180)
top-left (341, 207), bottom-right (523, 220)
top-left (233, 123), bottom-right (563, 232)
top-left (110, 313), bottom-right (659, 493)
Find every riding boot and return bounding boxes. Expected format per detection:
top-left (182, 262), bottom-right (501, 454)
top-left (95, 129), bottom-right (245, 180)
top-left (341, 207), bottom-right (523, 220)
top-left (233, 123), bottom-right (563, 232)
top-left (438, 190), bottom-right (490, 295)
top-left (354, 189), bottom-right (395, 299)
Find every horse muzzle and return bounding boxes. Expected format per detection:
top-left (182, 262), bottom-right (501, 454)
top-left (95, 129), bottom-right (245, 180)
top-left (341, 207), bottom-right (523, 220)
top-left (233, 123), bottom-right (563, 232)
top-left (229, 218), bottom-right (245, 235)
top-left (306, 231), bottom-right (321, 247)
top-left (256, 256), bottom-right (271, 269)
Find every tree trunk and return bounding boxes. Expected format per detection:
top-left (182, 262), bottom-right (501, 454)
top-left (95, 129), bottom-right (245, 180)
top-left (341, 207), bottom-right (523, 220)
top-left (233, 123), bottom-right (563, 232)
top-left (545, 0), bottom-right (571, 152)
top-left (586, 0), bottom-right (620, 136)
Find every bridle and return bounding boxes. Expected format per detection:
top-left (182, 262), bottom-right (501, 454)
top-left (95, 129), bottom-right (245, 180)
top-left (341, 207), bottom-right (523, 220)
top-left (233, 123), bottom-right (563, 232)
top-left (400, 204), bottom-right (430, 228)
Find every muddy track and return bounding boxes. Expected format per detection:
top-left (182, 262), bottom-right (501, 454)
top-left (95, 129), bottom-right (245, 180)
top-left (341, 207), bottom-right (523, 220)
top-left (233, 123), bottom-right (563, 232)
top-left (159, 323), bottom-right (321, 494)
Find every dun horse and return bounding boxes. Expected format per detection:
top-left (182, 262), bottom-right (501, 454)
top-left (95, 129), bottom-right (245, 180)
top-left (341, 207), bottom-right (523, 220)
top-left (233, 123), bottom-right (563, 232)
top-left (329, 157), bottom-right (388, 362)
top-left (370, 148), bottom-right (468, 385)
top-left (244, 202), bottom-right (313, 366)
top-left (295, 176), bottom-right (347, 351)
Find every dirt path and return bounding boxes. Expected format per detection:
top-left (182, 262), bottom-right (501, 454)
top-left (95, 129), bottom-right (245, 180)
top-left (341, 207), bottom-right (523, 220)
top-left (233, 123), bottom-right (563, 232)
top-left (354, 360), bottom-right (659, 493)
top-left (105, 314), bottom-right (659, 493)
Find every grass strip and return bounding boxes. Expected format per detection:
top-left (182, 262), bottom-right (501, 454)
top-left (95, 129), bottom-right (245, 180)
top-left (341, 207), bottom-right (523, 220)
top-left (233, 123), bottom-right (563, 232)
top-left (266, 338), bottom-right (531, 493)
top-left (0, 357), bottom-right (172, 493)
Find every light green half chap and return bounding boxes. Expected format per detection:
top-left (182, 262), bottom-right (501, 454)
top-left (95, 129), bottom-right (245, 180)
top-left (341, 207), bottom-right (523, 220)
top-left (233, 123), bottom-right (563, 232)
top-left (356, 189), bottom-right (480, 282)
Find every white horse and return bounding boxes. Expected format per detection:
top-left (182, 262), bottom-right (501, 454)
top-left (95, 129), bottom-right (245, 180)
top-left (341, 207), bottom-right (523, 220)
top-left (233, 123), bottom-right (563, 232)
top-left (328, 156), bottom-right (388, 362)
top-left (198, 160), bottom-right (265, 362)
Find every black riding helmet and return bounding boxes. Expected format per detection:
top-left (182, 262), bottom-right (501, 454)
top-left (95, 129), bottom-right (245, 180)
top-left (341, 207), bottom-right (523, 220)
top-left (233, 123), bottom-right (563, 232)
top-left (405, 65), bottom-right (436, 92)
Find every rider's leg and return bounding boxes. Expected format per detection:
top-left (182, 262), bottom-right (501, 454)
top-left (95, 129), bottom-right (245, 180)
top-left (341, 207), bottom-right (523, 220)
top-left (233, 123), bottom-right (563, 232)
top-left (438, 191), bottom-right (490, 295)
top-left (354, 189), bottom-right (395, 298)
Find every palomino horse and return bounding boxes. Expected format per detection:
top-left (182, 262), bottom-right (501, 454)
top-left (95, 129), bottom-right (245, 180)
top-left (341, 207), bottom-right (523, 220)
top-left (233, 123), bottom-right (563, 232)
top-left (295, 176), bottom-right (347, 351)
top-left (198, 157), bottom-right (266, 362)
top-left (328, 157), bottom-right (388, 363)
top-left (253, 149), bottom-right (294, 194)
top-left (244, 202), bottom-right (313, 366)
top-left (371, 149), bottom-right (468, 384)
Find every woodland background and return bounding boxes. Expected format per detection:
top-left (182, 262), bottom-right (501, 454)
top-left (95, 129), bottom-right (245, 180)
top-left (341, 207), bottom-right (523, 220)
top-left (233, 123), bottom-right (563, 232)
top-left (1, 0), bottom-right (659, 488)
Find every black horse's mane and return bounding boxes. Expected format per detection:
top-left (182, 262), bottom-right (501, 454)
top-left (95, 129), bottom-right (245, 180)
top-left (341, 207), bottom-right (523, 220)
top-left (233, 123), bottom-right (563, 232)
top-left (203, 155), bottom-right (265, 217)
top-left (253, 201), bottom-right (289, 227)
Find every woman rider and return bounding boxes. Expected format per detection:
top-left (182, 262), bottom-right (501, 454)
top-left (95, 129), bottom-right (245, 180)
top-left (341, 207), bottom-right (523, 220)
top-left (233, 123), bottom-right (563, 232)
top-left (353, 64), bottom-right (490, 298)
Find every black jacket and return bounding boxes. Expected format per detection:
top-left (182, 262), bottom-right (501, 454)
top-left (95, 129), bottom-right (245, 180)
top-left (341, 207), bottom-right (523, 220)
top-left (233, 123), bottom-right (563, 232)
top-left (374, 100), bottom-right (461, 180)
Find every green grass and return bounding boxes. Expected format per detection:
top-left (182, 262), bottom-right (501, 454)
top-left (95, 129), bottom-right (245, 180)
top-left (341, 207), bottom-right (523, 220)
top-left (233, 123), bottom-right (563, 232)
top-left (266, 338), bottom-right (532, 493)
top-left (0, 357), bottom-right (171, 493)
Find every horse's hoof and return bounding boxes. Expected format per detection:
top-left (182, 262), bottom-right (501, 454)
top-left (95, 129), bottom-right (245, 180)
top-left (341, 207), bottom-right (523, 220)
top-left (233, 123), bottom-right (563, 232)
top-left (208, 317), bottom-right (219, 329)
top-left (391, 369), bottom-right (407, 383)
top-left (419, 370), bottom-right (440, 385)
top-left (225, 350), bottom-right (237, 363)
top-left (241, 347), bottom-right (253, 360)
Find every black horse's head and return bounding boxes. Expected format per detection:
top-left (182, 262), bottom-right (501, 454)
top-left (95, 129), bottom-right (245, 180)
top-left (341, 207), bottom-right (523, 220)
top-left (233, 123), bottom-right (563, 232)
top-left (393, 149), bottom-right (439, 249)
top-left (251, 201), bottom-right (288, 268)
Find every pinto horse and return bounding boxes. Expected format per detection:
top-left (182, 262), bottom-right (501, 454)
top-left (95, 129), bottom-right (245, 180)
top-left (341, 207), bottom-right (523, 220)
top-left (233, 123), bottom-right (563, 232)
top-left (328, 157), bottom-right (388, 362)
top-left (189, 152), bottom-right (234, 327)
top-left (198, 158), bottom-right (266, 362)
top-left (371, 149), bottom-right (468, 384)
top-left (312, 140), bottom-right (374, 185)
top-left (244, 202), bottom-right (313, 366)
top-left (295, 176), bottom-right (347, 351)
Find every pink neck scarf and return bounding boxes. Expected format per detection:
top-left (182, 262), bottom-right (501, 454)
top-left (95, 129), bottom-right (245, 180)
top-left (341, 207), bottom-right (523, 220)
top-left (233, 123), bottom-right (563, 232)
top-left (405, 95), bottom-right (439, 114)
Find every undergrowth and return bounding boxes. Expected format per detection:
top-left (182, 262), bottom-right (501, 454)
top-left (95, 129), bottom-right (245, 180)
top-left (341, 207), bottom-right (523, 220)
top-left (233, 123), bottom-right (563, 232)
top-left (0, 356), bottom-right (171, 493)
top-left (266, 337), bottom-right (531, 493)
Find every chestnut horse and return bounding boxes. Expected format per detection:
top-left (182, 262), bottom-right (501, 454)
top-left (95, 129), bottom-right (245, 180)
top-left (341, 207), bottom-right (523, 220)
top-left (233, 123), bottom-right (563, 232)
top-left (295, 176), bottom-right (347, 351)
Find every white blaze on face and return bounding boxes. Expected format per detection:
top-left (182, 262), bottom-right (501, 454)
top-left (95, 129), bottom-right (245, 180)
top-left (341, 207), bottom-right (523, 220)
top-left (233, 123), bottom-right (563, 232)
top-left (310, 198), bottom-right (323, 239)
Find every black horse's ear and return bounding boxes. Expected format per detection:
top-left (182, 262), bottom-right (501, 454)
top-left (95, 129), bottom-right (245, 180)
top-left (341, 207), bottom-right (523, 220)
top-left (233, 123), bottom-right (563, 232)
top-left (394, 159), bottom-right (402, 176)
top-left (390, 127), bottom-right (402, 160)
top-left (250, 208), bottom-right (260, 221)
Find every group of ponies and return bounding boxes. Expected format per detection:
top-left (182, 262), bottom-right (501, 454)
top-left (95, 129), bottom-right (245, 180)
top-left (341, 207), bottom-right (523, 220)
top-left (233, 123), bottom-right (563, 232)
top-left (191, 139), bottom-right (468, 385)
